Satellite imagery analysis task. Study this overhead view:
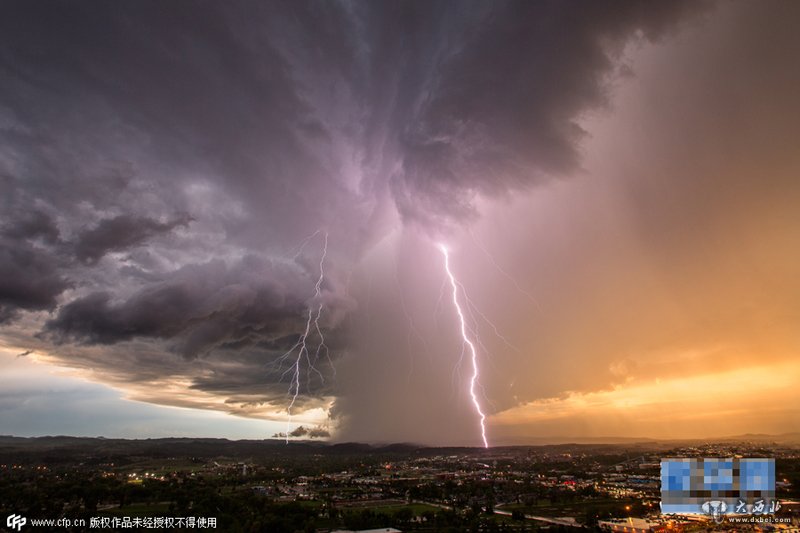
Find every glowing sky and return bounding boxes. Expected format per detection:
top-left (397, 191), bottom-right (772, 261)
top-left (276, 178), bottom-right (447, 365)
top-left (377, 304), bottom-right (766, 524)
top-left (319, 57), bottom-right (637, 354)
top-left (1, 1), bottom-right (798, 444)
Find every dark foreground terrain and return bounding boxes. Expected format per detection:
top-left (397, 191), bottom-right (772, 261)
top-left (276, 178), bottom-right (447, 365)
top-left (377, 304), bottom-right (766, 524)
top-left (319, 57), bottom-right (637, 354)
top-left (1, 436), bottom-right (799, 532)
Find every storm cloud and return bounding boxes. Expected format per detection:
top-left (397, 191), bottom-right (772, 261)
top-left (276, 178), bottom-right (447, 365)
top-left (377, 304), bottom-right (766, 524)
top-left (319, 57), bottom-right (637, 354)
top-left (0, 238), bottom-right (70, 323)
top-left (0, 201), bottom-right (69, 323)
top-left (74, 214), bottom-right (192, 264)
top-left (6, 1), bottom-right (795, 444)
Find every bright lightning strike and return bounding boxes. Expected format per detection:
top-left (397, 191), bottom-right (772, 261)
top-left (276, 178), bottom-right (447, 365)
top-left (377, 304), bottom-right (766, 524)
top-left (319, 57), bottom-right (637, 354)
top-left (438, 243), bottom-right (489, 448)
top-left (278, 231), bottom-right (330, 443)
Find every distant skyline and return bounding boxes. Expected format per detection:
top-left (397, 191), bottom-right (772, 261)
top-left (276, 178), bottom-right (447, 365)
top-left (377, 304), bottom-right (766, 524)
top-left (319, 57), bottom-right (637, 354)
top-left (1, 1), bottom-right (799, 445)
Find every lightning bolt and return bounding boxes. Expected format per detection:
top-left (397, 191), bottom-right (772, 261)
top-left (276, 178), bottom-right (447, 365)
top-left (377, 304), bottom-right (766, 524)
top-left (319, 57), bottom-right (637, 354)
top-left (277, 230), bottom-right (330, 443)
top-left (438, 243), bottom-right (489, 448)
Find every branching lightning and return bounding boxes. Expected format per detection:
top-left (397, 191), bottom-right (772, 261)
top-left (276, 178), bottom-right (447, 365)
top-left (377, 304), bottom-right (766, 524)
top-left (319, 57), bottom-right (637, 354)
top-left (438, 243), bottom-right (489, 448)
top-left (460, 288), bottom-right (520, 354)
top-left (276, 232), bottom-right (513, 447)
top-left (276, 230), bottom-right (330, 443)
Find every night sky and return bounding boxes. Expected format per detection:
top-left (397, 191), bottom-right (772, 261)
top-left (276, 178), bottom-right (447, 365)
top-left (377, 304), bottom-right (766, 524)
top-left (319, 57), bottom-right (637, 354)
top-left (1, 1), bottom-right (799, 445)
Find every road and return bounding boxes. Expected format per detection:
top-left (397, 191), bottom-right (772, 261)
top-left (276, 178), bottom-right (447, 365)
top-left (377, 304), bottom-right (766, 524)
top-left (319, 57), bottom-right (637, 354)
top-left (493, 507), bottom-right (585, 527)
top-left (414, 500), bottom-right (586, 528)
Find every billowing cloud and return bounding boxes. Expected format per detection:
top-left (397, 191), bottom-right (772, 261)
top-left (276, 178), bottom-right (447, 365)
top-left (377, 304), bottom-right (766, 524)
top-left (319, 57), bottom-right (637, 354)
top-left (4, 1), bottom-right (797, 444)
top-left (383, 1), bottom-right (700, 224)
top-left (44, 258), bottom-right (304, 352)
top-left (273, 425), bottom-right (331, 439)
top-left (74, 214), bottom-right (192, 264)
top-left (0, 237), bottom-right (70, 324)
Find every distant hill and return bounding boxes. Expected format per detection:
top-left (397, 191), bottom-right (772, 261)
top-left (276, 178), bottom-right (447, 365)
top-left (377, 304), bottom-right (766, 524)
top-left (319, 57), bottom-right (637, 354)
top-left (0, 435), bottom-right (427, 464)
top-left (718, 432), bottom-right (800, 443)
top-left (0, 432), bottom-right (796, 464)
top-left (496, 432), bottom-right (800, 446)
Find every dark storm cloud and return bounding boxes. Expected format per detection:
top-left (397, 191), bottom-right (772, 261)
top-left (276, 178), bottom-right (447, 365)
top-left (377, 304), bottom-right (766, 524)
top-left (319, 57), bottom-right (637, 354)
top-left (0, 183), bottom-right (70, 322)
top-left (43, 257), bottom-right (317, 357)
top-left (0, 1), bottom-right (360, 253)
top-left (74, 214), bottom-right (192, 264)
top-left (2, 209), bottom-right (60, 243)
top-left (0, 238), bottom-right (70, 323)
top-left (359, 1), bottom-right (701, 225)
top-left (0, 1), bottom-right (704, 429)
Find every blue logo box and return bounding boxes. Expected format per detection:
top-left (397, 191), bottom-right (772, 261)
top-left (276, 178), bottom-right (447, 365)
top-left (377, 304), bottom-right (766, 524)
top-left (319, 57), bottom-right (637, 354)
top-left (661, 458), bottom-right (776, 515)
